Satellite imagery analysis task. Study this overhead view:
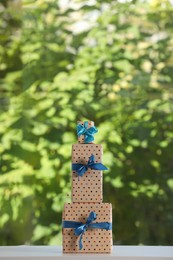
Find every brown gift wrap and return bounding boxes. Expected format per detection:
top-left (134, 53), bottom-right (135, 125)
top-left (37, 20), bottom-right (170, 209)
top-left (77, 121), bottom-right (95, 144)
top-left (62, 202), bottom-right (112, 253)
top-left (72, 144), bottom-right (103, 203)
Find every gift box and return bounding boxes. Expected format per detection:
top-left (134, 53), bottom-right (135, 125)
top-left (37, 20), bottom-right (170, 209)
top-left (62, 202), bottom-right (112, 253)
top-left (72, 144), bottom-right (105, 203)
top-left (77, 121), bottom-right (97, 144)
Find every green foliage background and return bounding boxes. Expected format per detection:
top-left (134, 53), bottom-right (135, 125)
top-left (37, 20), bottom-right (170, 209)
top-left (0, 0), bottom-right (173, 245)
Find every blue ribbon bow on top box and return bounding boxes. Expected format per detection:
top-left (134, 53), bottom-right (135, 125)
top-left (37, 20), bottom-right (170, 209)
top-left (77, 121), bottom-right (98, 143)
top-left (72, 154), bottom-right (108, 177)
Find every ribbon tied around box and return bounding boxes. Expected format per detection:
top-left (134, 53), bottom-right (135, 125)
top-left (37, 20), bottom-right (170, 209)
top-left (72, 154), bottom-right (108, 177)
top-left (77, 121), bottom-right (98, 143)
top-left (62, 211), bottom-right (112, 250)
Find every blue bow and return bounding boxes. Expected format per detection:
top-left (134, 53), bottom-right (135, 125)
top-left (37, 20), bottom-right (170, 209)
top-left (62, 211), bottom-right (112, 250)
top-left (72, 154), bottom-right (108, 177)
top-left (77, 121), bottom-right (98, 143)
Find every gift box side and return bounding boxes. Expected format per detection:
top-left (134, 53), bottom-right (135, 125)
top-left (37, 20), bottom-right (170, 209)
top-left (72, 144), bottom-right (103, 164)
top-left (71, 144), bottom-right (103, 202)
top-left (62, 202), bottom-right (113, 253)
top-left (71, 171), bottom-right (102, 202)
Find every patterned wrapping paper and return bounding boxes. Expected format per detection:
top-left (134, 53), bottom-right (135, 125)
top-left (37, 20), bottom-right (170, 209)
top-left (62, 202), bottom-right (113, 253)
top-left (72, 144), bottom-right (103, 203)
top-left (77, 120), bottom-right (95, 144)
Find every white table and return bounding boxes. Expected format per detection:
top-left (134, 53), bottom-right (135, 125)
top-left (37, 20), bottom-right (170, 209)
top-left (0, 246), bottom-right (173, 260)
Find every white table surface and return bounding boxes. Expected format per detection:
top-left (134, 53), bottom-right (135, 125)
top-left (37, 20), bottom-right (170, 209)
top-left (0, 246), bottom-right (173, 260)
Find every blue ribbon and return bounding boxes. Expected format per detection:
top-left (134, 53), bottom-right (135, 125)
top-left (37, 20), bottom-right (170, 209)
top-left (62, 211), bottom-right (112, 250)
top-left (77, 121), bottom-right (98, 143)
top-left (72, 154), bottom-right (108, 177)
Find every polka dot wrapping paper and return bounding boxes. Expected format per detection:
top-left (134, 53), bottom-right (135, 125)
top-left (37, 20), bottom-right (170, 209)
top-left (62, 202), bottom-right (112, 253)
top-left (72, 144), bottom-right (103, 203)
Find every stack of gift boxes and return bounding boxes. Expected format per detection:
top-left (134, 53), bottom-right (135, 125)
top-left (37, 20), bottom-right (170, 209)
top-left (62, 121), bottom-right (113, 253)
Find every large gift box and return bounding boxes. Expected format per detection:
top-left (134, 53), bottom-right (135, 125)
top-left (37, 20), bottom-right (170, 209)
top-left (62, 202), bottom-right (112, 253)
top-left (72, 144), bottom-right (105, 202)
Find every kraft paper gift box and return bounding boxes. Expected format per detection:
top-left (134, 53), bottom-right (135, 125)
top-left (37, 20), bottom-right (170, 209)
top-left (72, 144), bottom-right (104, 203)
top-left (77, 121), bottom-right (96, 144)
top-left (62, 202), bottom-right (113, 253)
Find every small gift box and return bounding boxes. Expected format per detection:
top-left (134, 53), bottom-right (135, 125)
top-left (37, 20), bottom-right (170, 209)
top-left (77, 121), bottom-right (98, 144)
top-left (62, 202), bottom-right (113, 253)
top-left (72, 144), bottom-right (108, 203)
